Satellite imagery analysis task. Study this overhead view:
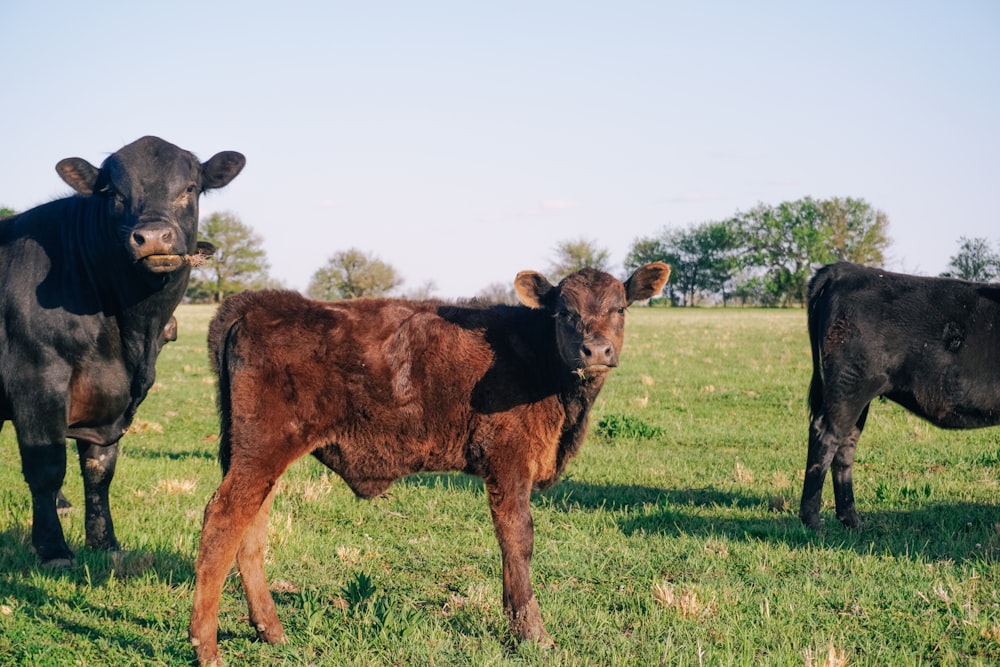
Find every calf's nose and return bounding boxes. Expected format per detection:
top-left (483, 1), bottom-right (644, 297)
top-left (581, 337), bottom-right (617, 367)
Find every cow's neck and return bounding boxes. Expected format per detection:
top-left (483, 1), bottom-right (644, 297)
top-left (62, 198), bottom-right (186, 323)
top-left (550, 374), bottom-right (605, 484)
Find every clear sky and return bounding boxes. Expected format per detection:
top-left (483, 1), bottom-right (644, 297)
top-left (2, 1), bottom-right (997, 298)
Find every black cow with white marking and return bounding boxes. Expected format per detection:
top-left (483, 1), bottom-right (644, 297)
top-left (0, 136), bottom-right (244, 565)
top-left (801, 262), bottom-right (1000, 529)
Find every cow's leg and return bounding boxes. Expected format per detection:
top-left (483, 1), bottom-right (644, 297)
top-left (236, 485), bottom-right (286, 646)
top-left (18, 440), bottom-right (73, 566)
top-left (799, 413), bottom-right (839, 529)
top-left (76, 440), bottom-right (120, 551)
top-left (800, 403), bottom-right (868, 530)
top-left (830, 405), bottom-right (868, 529)
top-left (486, 476), bottom-right (550, 644)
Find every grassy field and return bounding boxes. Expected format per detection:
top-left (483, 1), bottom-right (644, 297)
top-left (1, 305), bottom-right (998, 666)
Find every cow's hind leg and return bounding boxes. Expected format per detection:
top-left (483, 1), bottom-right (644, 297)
top-left (830, 405), bottom-right (868, 529)
top-left (799, 404), bottom-right (868, 530)
top-left (76, 440), bottom-right (120, 551)
top-left (486, 476), bottom-right (551, 645)
top-left (190, 470), bottom-right (276, 667)
top-left (236, 485), bottom-right (287, 646)
top-left (18, 440), bottom-right (73, 566)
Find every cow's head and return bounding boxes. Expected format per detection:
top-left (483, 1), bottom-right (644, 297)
top-left (514, 262), bottom-right (671, 377)
top-left (54, 136), bottom-right (245, 274)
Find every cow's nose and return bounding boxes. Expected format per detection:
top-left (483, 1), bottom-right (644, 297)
top-left (132, 227), bottom-right (174, 249)
top-left (581, 338), bottom-right (616, 367)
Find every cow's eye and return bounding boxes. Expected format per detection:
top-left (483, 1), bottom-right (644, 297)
top-left (102, 186), bottom-right (126, 209)
top-left (186, 184), bottom-right (197, 195)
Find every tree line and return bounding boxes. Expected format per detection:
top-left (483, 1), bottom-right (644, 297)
top-left (2, 201), bottom-right (995, 306)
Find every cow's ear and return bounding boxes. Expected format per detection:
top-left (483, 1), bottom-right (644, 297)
top-left (201, 151), bottom-right (246, 190)
top-left (195, 240), bottom-right (217, 257)
top-left (514, 271), bottom-right (554, 309)
top-left (55, 158), bottom-right (100, 195)
top-left (624, 262), bottom-right (671, 304)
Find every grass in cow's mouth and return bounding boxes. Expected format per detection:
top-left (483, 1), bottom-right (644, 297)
top-left (0, 305), bottom-right (997, 665)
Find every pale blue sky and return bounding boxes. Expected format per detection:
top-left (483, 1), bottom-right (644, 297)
top-left (2, 1), bottom-right (997, 297)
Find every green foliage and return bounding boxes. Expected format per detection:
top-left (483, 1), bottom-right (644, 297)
top-left (307, 247), bottom-right (402, 300)
top-left (548, 237), bottom-right (611, 282)
top-left (630, 196), bottom-right (891, 307)
top-left (1, 306), bottom-right (999, 665)
top-left (942, 236), bottom-right (1000, 281)
top-left (187, 211), bottom-right (271, 302)
top-left (596, 413), bottom-right (664, 439)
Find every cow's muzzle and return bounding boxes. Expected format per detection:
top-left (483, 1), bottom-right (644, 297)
top-left (129, 222), bottom-right (185, 273)
top-left (580, 336), bottom-right (618, 371)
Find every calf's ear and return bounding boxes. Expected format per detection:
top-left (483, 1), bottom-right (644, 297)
top-left (624, 262), bottom-right (671, 304)
top-left (514, 271), bottom-right (554, 309)
top-left (201, 151), bottom-right (246, 190)
top-left (55, 158), bottom-right (100, 195)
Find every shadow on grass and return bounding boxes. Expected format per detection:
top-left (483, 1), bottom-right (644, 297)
top-left (392, 472), bottom-right (998, 562)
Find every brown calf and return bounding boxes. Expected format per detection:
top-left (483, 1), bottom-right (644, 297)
top-left (189, 263), bottom-right (670, 665)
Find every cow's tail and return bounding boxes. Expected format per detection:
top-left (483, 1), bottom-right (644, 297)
top-left (207, 296), bottom-right (249, 478)
top-left (806, 264), bottom-right (835, 421)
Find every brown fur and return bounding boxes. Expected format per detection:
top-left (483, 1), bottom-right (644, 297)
top-left (189, 263), bottom-right (670, 666)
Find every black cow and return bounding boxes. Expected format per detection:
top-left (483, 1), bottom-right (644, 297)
top-left (801, 262), bottom-right (1000, 529)
top-left (0, 136), bottom-right (244, 565)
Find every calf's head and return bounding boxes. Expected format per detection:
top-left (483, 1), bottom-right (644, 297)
top-left (515, 262), bottom-right (671, 376)
top-left (55, 136), bottom-right (245, 274)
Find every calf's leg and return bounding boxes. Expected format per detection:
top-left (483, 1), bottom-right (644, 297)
top-left (486, 477), bottom-right (550, 644)
top-left (76, 440), bottom-right (120, 551)
top-left (236, 485), bottom-right (286, 645)
top-left (190, 471), bottom-right (276, 667)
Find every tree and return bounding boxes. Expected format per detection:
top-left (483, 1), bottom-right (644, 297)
top-left (187, 212), bottom-right (271, 303)
top-left (0, 206), bottom-right (17, 218)
top-left (626, 221), bottom-right (738, 306)
top-left (473, 281), bottom-right (519, 305)
top-left (731, 196), bottom-right (891, 306)
top-left (548, 237), bottom-right (611, 281)
top-left (942, 236), bottom-right (1000, 281)
top-left (307, 248), bottom-right (402, 300)
top-left (820, 197), bottom-right (889, 265)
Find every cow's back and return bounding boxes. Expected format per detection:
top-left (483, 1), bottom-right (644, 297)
top-left (808, 262), bottom-right (1000, 428)
top-left (210, 291), bottom-right (516, 484)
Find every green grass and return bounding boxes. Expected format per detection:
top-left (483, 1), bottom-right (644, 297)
top-left (1, 305), bottom-right (999, 665)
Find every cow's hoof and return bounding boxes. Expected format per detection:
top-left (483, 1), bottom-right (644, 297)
top-left (799, 513), bottom-right (823, 530)
top-left (40, 557), bottom-right (75, 570)
top-left (838, 511), bottom-right (861, 530)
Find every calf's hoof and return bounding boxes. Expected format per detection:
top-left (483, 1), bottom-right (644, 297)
top-left (191, 637), bottom-right (222, 667)
top-left (254, 621), bottom-right (288, 645)
top-left (509, 597), bottom-right (553, 647)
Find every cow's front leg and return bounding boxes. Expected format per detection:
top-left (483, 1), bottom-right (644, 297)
top-left (19, 440), bottom-right (73, 566)
top-left (76, 440), bottom-right (121, 551)
top-left (486, 477), bottom-right (550, 645)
